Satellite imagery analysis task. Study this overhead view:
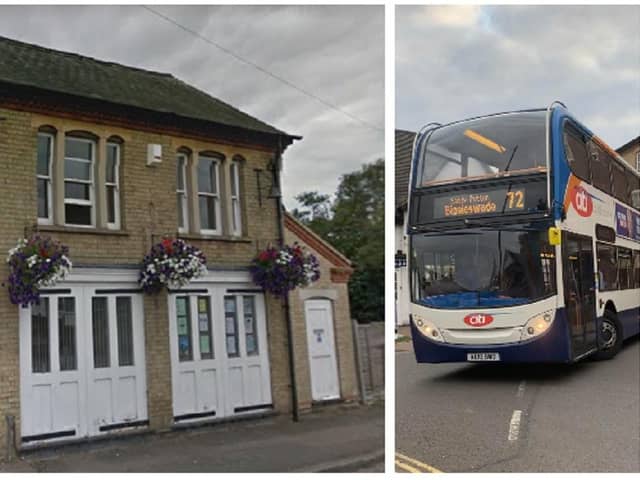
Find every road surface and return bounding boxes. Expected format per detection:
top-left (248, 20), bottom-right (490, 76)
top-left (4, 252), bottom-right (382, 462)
top-left (396, 337), bottom-right (640, 472)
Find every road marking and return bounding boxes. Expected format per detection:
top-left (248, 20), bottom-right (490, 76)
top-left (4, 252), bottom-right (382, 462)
top-left (395, 460), bottom-right (421, 473)
top-left (396, 452), bottom-right (443, 473)
top-left (508, 409), bottom-right (523, 441)
top-left (516, 380), bottom-right (526, 398)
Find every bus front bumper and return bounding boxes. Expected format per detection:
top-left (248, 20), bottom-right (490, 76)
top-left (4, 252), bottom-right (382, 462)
top-left (410, 309), bottom-right (572, 363)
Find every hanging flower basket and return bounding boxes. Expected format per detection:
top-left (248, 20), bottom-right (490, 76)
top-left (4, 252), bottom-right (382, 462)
top-left (139, 238), bottom-right (207, 293)
top-left (250, 243), bottom-right (320, 298)
top-left (6, 236), bottom-right (72, 307)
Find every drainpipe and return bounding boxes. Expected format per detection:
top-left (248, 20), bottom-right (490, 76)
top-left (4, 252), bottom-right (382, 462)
top-left (272, 138), bottom-right (299, 422)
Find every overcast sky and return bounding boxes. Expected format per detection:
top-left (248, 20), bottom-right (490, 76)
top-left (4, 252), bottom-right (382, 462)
top-left (0, 5), bottom-right (384, 209)
top-left (397, 5), bottom-right (640, 150)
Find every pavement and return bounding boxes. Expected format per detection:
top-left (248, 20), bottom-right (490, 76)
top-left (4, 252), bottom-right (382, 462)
top-left (396, 334), bottom-right (640, 473)
top-left (396, 325), bottom-right (413, 352)
top-left (0, 404), bottom-right (384, 473)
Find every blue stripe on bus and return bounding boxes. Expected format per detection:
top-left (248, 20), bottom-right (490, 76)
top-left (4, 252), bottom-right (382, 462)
top-left (411, 308), bottom-right (573, 363)
top-left (551, 106), bottom-right (571, 221)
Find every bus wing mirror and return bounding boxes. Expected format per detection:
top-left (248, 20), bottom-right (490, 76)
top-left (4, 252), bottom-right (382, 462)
top-left (548, 227), bottom-right (561, 246)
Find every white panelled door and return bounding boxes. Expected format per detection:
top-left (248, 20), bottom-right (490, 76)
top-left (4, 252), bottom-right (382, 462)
top-left (305, 299), bottom-right (340, 401)
top-left (169, 285), bottom-right (272, 423)
top-left (19, 285), bottom-right (147, 445)
top-left (169, 294), bottom-right (223, 420)
top-left (86, 292), bottom-right (147, 434)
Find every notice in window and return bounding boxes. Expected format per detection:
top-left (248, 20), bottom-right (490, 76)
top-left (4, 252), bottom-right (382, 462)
top-left (226, 316), bottom-right (236, 334)
top-left (246, 334), bottom-right (256, 353)
top-left (176, 300), bottom-right (187, 316)
top-left (178, 316), bottom-right (189, 336)
top-left (198, 298), bottom-right (208, 313)
top-left (245, 315), bottom-right (254, 334)
top-left (200, 336), bottom-right (211, 355)
top-left (198, 314), bottom-right (209, 332)
top-left (226, 336), bottom-right (237, 355)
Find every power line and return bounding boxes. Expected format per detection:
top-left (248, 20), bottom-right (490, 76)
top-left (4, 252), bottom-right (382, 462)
top-left (141, 5), bottom-right (383, 132)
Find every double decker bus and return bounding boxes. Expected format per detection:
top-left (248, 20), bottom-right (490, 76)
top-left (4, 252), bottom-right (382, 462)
top-left (408, 102), bottom-right (640, 363)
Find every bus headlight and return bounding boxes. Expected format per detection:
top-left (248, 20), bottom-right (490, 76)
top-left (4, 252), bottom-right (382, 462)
top-left (413, 314), bottom-right (445, 343)
top-left (520, 310), bottom-right (554, 341)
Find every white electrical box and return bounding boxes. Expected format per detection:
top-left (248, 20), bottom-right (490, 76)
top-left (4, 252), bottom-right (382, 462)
top-left (147, 144), bottom-right (162, 166)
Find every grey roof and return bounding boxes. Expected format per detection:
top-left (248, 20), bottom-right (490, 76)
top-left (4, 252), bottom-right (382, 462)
top-left (616, 135), bottom-right (640, 154)
top-left (396, 129), bottom-right (416, 211)
top-left (0, 35), bottom-right (293, 137)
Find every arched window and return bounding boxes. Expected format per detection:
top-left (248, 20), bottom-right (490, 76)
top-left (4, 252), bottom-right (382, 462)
top-left (36, 127), bottom-right (56, 224)
top-left (197, 152), bottom-right (223, 235)
top-left (106, 137), bottom-right (122, 229)
top-left (64, 133), bottom-right (96, 226)
top-left (176, 147), bottom-right (191, 233)
top-left (230, 156), bottom-right (244, 236)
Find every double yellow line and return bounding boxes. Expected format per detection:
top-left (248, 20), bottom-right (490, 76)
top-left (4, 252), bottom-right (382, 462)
top-left (395, 452), bottom-right (443, 473)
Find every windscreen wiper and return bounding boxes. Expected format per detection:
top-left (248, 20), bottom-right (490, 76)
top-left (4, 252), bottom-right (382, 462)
top-left (501, 145), bottom-right (520, 213)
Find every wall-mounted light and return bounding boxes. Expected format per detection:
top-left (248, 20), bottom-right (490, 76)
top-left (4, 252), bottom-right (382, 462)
top-left (255, 157), bottom-right (281, 206)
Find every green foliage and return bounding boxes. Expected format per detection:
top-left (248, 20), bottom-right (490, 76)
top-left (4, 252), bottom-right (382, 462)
top-left (292, 159), bottom-right (384, 323)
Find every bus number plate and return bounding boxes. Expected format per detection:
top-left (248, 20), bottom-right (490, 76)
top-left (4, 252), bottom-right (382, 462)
top-left (467, 352), bottom-right (500, 362)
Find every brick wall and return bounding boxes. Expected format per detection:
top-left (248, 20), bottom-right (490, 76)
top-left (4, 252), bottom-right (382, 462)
top-left (0, 106), bottom-right (293, 458)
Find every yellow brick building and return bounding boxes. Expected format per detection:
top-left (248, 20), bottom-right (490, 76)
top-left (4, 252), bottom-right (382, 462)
top-left (0, 35), bottom-right (359, 457)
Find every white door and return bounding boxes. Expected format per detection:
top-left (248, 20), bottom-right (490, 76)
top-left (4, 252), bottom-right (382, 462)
top-left (169, 286), bottom-right (272, 422)
top-left (86, 292), bottom-right (148, 434)
top-left (169, 294), bottom-right (223, 421)
top-left (305, 299), bottom-right (340, 401)
top-left (20, 292), bottom-right (88, 442)
top-left (19, 286), bottom-right (148, 445)
top-left (222, 292), bottom-right (272, 415)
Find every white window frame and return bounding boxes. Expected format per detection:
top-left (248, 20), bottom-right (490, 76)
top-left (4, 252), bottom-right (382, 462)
top-left (177, 153), bottom-right (189, 234)
top-left (197, 155), bottom-right (222, 236)
top-left (37, 133), bottom-right (54, 225)
top-left (106, 142), bottom-right (121, 230)
top-left (64, 136), bottom-right (95, 228)
top-left (230, 161), bottom-right (242, 236)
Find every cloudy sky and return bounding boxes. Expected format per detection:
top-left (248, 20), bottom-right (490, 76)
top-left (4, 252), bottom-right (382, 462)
top-left (397, 5), bottom-right (640, 150)
top-left (0, 5), bottom-right (384, 209)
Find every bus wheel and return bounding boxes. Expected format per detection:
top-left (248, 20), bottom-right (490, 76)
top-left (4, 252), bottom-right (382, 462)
top-left (595, 311), bottom-right (622, 360)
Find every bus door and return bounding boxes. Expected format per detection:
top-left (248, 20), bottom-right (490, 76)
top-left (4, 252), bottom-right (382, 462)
top-left (562, 232), bottom-right (598, 359)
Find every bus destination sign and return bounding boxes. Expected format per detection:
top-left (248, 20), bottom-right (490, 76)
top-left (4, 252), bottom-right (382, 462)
top-left (433, 187), bottom-right (526, 219)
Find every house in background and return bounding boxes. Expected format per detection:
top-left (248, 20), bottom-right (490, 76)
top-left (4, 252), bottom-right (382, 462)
top-left (0, 35), bottom-right (359, 457)
top-left (617, 135), bottom-right (640, 172)
top-left (395, 129), bottom-right (415, 327)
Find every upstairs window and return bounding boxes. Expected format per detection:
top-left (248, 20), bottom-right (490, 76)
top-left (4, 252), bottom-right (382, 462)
top-left (611, 161), bottom-right (629, 204)
top-left (197, 155), bottom-right (221, 235)
top-left (589, 143), bottom-right (612, 196)
top-left (230, 160), bottom-right (242, 236)
top-left (563, 124), bottom-right (590, 182)
top-left (37, 133), bottom-right (54, 224)
top-left (106, 142), bottom-right (121, 229)
top-left (64, 137), bottom-right (95, 226)
top-left (177, 153), bottom-right (189, 233)
top-left (636, 152), bottom-right (640, 173)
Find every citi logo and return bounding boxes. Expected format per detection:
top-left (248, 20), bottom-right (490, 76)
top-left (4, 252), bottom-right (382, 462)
top-left (464, 313), bottom-right (494, 327)
top-left (571, 186), bottom-right (593, 217)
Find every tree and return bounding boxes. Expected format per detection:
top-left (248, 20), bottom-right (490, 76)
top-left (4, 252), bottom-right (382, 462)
top-left (292, 159), bottom-right (384, 323)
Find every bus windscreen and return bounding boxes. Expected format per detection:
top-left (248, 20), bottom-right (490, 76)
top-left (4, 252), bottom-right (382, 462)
top-left (419, 111), bottom-right (547, 186)
top-left (410, 224), bottom-right (557, 308)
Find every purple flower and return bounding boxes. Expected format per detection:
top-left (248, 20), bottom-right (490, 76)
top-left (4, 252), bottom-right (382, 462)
top-left (139, 238), bottom-right (207, 293)
top-left (250, 243), bottom-right (321, 298)
top-left (6, 236), bottom-right (72, 307)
